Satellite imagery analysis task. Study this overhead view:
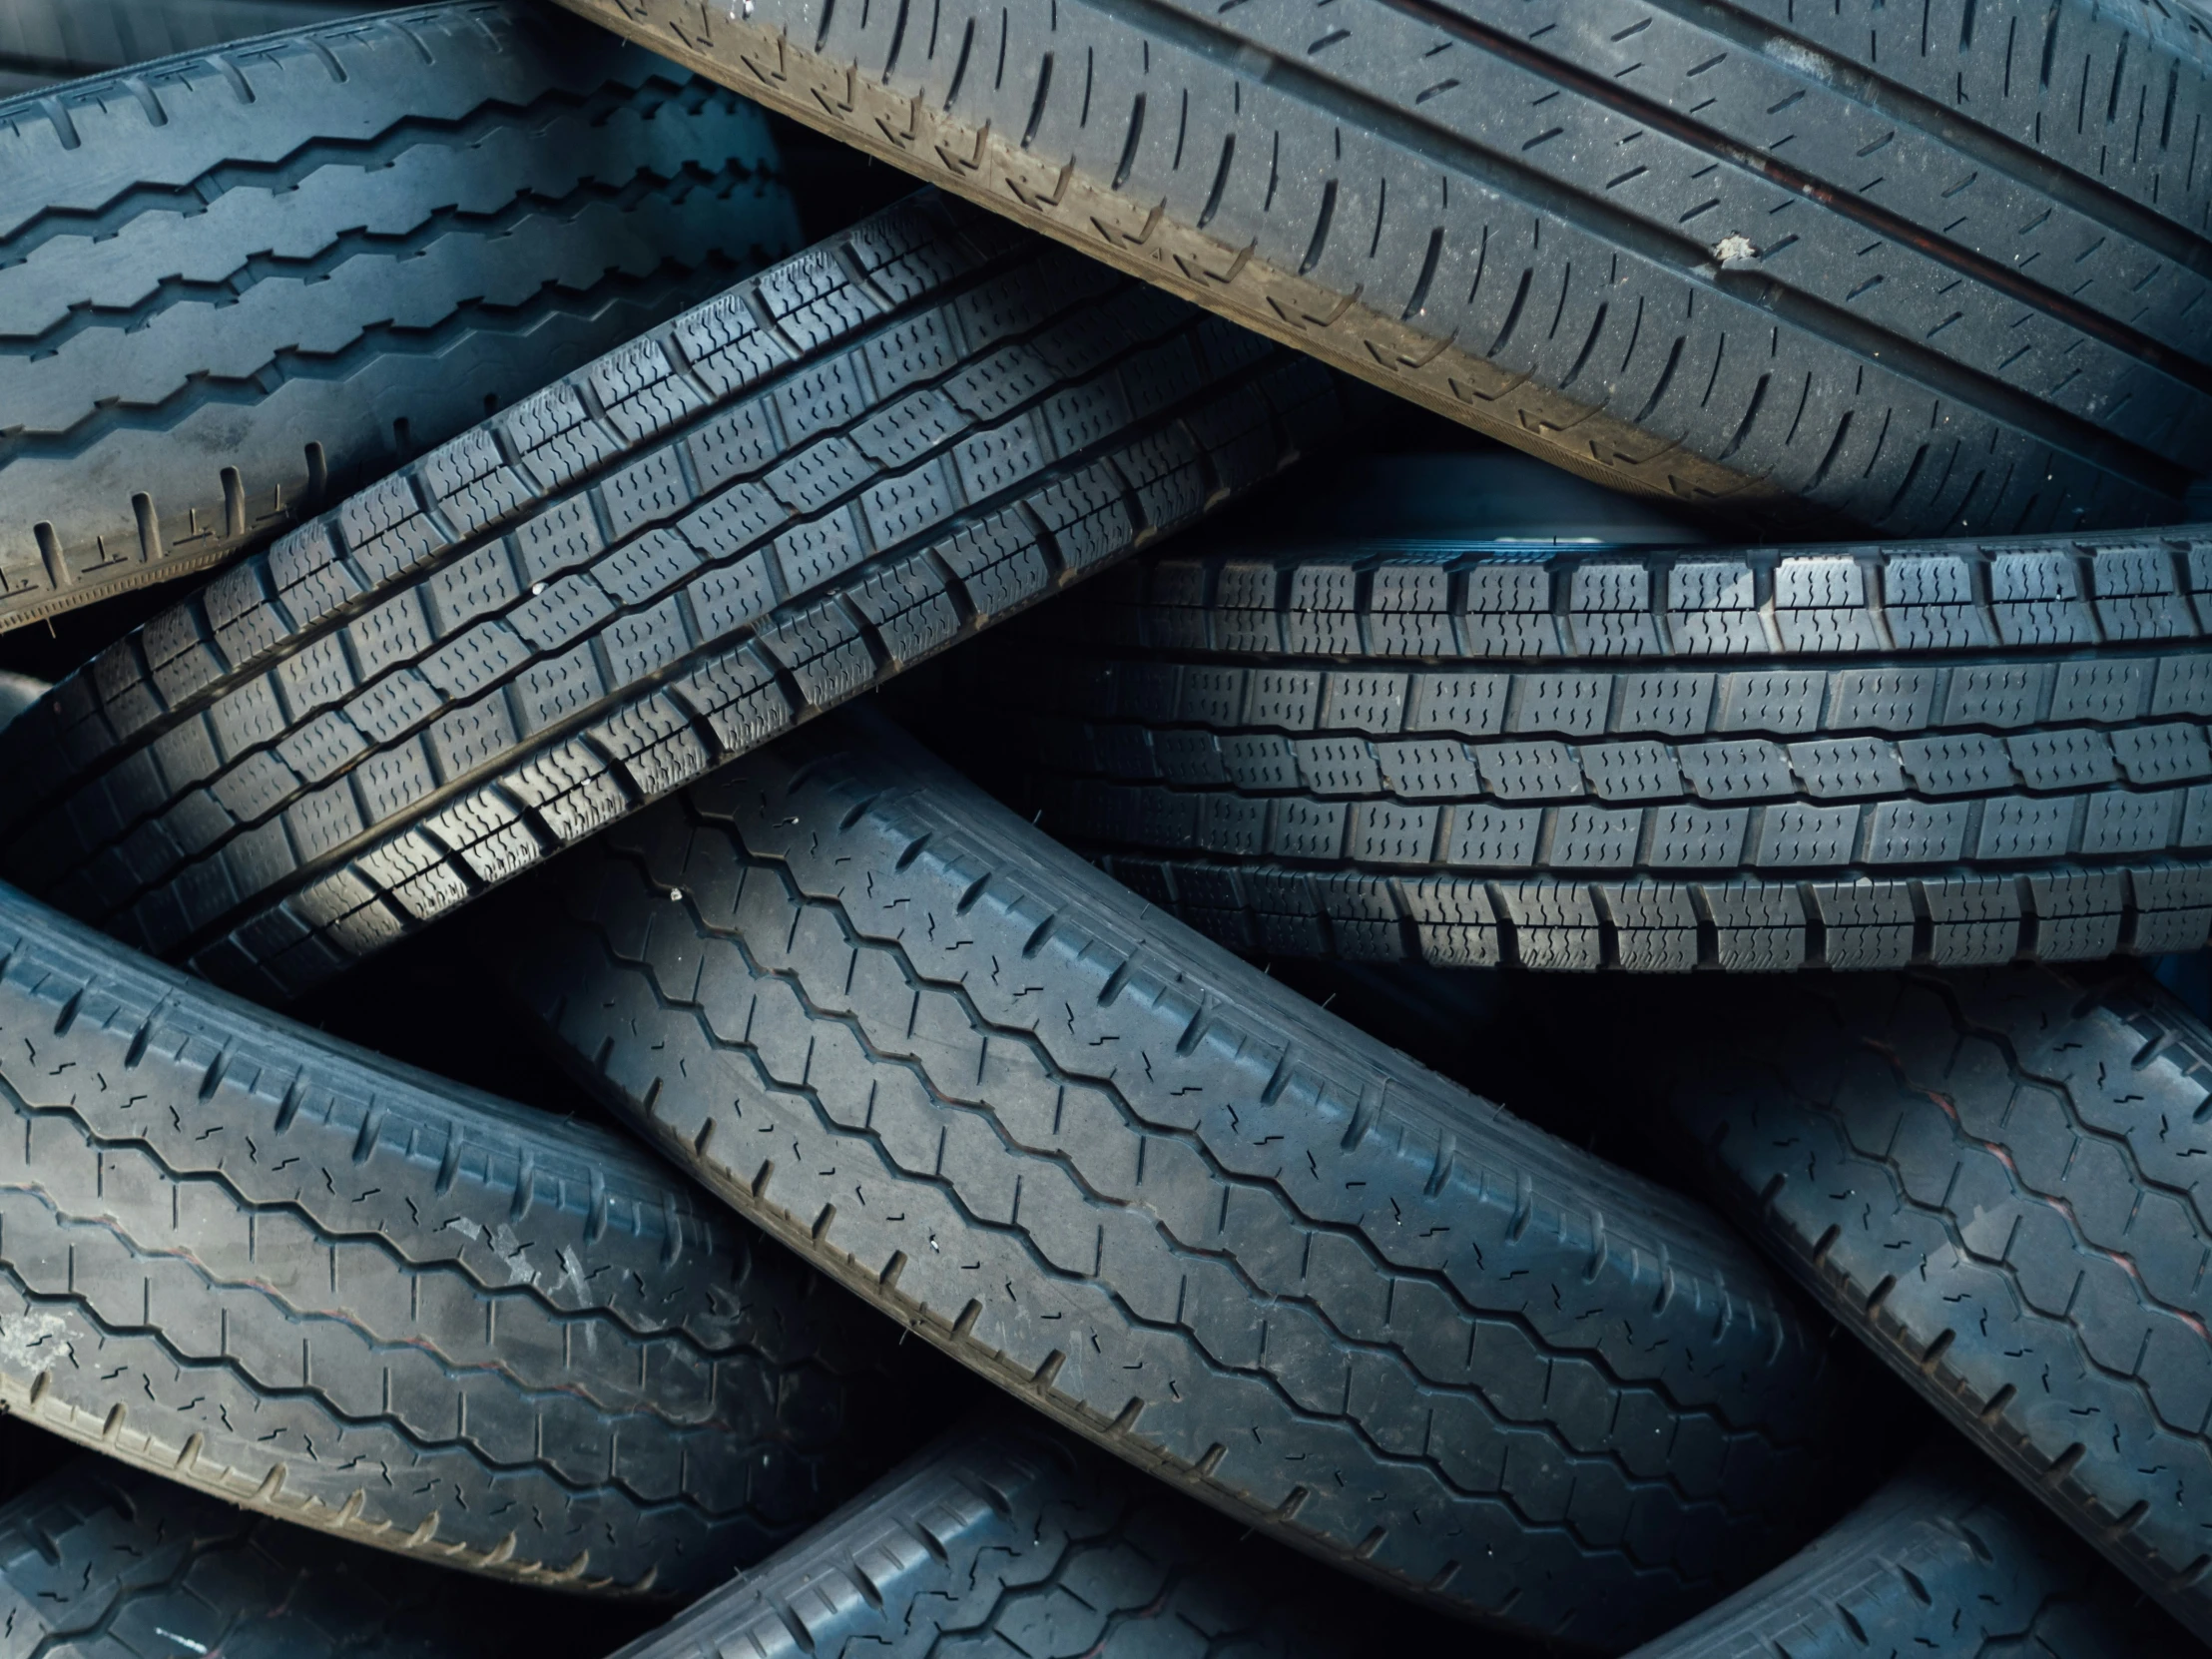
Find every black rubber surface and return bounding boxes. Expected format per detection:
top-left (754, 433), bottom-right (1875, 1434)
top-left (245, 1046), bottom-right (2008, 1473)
top-left (1625, 1441), bottom-right (2185, 1659)
top-left (0, 672), bottom-right (40, 732)
top-left (943, 450), bottom-right (2212, 972)
top-left (613, 1417), bottom-right (1468, 1659)
top-left (0, 1), bottom-right (402, 96)
top-left (558, 0), bottom-right (2212, 536)
top-left (0, 1457), bottom-right (650, 1657)
top-left (0, 190), bottom-right (1337, 999)
top-left (0, 0), bottom-right (801, 630)
top-left (476, 704), bottom-right (1864, 1650)
top-left (1518, 962), bottom-right (2212, 1643)
top-left (0, 872), bottom-right (914, 1599)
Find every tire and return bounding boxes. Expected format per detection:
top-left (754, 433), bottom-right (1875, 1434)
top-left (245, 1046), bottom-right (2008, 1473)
top-left (0, 1), bottom-right (402, 97)
top-left (472, 704), bottom-right (1866, 1650)
top-left (0, 0), bottom-right (803, 632)
top-left (1520, 962), bottom-right (2212, 1642)
top-left (0, 873), bottom-right (916, 1599)
top-left (0, 1458), bottom-right (652, 1657)
top-left (551, 0), bottom-right (2212, 538)
top-left (612, 1418), bottom-right (1451, 1659)
top-left (942, 450), bottom-right (2212, 973)
top-left (1625, 1442), bottom-right (2185, 1659)
top-left (0, 191), bottom-right (1339, 1000)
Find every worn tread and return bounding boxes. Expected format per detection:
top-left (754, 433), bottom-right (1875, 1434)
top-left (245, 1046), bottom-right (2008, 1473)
top-left (0, 1456), bottom-right (646, 1656)
top-left (613, 1418), bottom-right (1455, 1659)
top-left (478, 705), bottom-right (1863, 1649)
top-left (0, 1), bottom-right (405, 92)
top-left (0, 0), bottom-right (802, 630)
top-left (1625, 1443), bottom-right (2183, 1659)
top-left (553, 0), bottom-right (2212, 534)
top-left (0, 873), bottom-right (912, 1598)
top-left (0, 190), bottom-right (1335, 997)
top-left (1534, 961), bottom-right (2212, 1641)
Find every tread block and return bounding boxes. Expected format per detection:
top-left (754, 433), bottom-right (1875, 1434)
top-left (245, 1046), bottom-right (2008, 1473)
top-left (590, 337), bottom-right (710, 443)
top-left (1774, 558), bottom-right (1883, 654)
top-left (1990, 554), bottom-right (2097, 647)
top-left (1822, 668), bottom-right (1929, 734)
top-left (1883, 555), bottom-right (1993, 650)
top-left (1569, 563), bottom-right (1661, 657)
top-left (1399, 875), bottom-right (1501, 967)
top-left (2128, 867), bottom-right (2212, 954)
top-left (1699, 882), bottom-right (1807, 971)
top-left (2027, 869), bottom-right (2125, 960)
top-left (338, 474), bottom-right (447, 589)
top-left (600, 444), bottom-right (695, 542)
top-left (1809, 880), bottom-right (1915, 970)
top-left (1666, 562), bottom-right (1768, 657)
top-left (1443, 803), bottom-right (1542, 867)
top-left (1598, 881), bottom-right (1698, 973)
top-left (675, 292), bottom-right (794, 397)
top-left (0, 191), bottom-right (1332, 989)
top-left (1495, 880), bottom-right (1602, 970)
top-left (420, 428), bottom-right (534, 541)
top-left (1921, 876), bottom-right (2022, 965)
top-left (505, 386), bottom-right (621, 496)
top-left (1862, 799), bottom-right (1970, 864)
top-left (1549, 803), bottom-right (1640, 867)
top-left (1459, 565), bottom-right (1557, 658)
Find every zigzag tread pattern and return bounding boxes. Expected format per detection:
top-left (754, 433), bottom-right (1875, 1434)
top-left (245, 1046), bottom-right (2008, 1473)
top-left (0, 877), bottom-right (908, 1598)
top-left (612, 1419), bottom-right (1454, 1659)
top-left (484, 707), bottom-right (1865, 1650)
top-left (1628, 1444), bottom-right (2186, 1658)
top-left (0, 1455), bottom-right (649, 1657)
top-left (1545, 961), bottom-right (2212, 1642)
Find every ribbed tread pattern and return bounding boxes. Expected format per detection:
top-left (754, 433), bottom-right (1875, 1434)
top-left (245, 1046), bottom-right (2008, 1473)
top-left (0, 875), bottom-right (912, 1599)
top-left (556, 0), bottom-right (2212, 534)
top-left (0, 1457), bottom-right (646, 1657)
top-left (0, 1), bottom-right (403, 92)
top-left (1537, 962), bottom-right (2212, 1642)
top-left (1626, 1445), bottom-right (2183, 1659)
top-left (0, 191), bottom-right (1339, 998)
top-left (1039, 519), bottom-right (2212, 671)
top-left (0, 0), bottom-right (802, 629)
top-left (614, 1420), bottom-right (1445, 1659)
top-left (480, 705), bottom-right (1863, 1650)
top-left (946, 518), bottom-right (2212, 971)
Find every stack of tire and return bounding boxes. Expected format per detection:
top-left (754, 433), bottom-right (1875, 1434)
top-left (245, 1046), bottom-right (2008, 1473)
top-left (0, 0), bottom-right (2205, 1654)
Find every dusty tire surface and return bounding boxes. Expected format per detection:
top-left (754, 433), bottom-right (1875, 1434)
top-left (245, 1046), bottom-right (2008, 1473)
top-left (556, 0), bottom-right (2212, 536)
top-left (478, 705), bottom-right (1864, 1650)
top-left (0, 1), bottom-right (404, 95)
top-left (0, 874), bottom-right (914, 1599)
top-left (1626, 1442), bottom-right (2186, 1659)
top-left (0, 1457), bottom-right (648, 1657)
top-left (613, 1418), bottom-right (1451, 1659)
top-left (947, 452), bottom-right (2212, 972)
top-left (0, 0), bottom-right (802, 630)
top-left (0, 190), bottom-right (1338, 998)
top-left (1524, 963), bottom-right (2212, 1642)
